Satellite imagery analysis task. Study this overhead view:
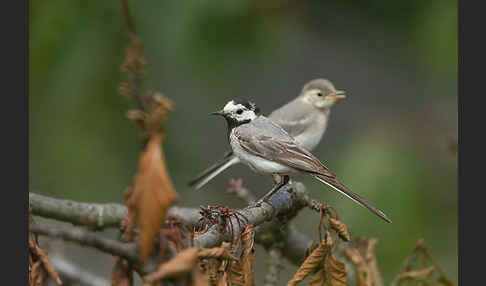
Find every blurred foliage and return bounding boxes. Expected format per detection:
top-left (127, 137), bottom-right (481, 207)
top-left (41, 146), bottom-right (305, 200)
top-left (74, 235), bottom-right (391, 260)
top-left (29, 0), bottom-right (457, 284)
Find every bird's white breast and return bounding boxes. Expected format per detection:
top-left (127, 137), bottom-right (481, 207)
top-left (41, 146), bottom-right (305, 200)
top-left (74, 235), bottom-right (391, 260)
top-left (295, 112), bottom-right (328, 151)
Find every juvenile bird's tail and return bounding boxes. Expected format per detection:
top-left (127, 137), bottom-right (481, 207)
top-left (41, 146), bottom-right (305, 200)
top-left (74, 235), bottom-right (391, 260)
top-left (310, 173), bottom-right (392, 223)
top-left (188, 155), bottom-right (241, 190)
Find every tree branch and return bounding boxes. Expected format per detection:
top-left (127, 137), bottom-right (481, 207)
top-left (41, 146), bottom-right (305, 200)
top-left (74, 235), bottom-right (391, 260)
top-left (29, 186), bottom-right (313, 266)
top-left (29, 192), bottom-right (199, 229)
top-left (193, 182), bottom-right (308, 248)
top-left (30, 222), bottom-right (139, 263)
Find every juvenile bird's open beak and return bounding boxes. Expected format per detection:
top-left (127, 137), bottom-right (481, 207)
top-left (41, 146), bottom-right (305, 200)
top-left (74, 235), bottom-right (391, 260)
top-left (327, 90), bottom-right (346, 100)
top-left (210, 110), bottom-right (225, 116)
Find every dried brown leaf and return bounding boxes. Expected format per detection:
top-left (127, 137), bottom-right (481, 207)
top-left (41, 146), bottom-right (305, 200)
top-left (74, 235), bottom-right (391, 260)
top-left (325, 254), bottom-right (346, 286)
top-left (29, 235), bottom-right (62, 286)
top-left (30, 261), bottom-right (44, 286)
top-left (199, 242), bottom-right (233, 286)
top-left (217, 263), bottom-right (230, 286)
top-left (199, 246), bottom-right (239, 261)
top-left (342, 237), bottom-right (383, 286)
top-left (229, 225), bottom-right (256, 286)
top-left (394, 239), bottom-right (454, 286)
top-left (144, 248), bottom-right (200, 283)
top-left (287, 234), bottom-right (333, 286)
top-left (126, 132), bottom-right (179, 261)
top-left (328, 218), bottom-right (350, 242)
top-left (343, 248), bottom-right (371, 286)
top-left (395, 265), bottom-right (435, 282)
top-left (393, 239), bottom-right (455, 286)
top-left (111, 256), bottom-right (133, 286)
top-left (363, 238), bottom-right (383, 286)
top-left (241, 225), bottom-right (256, 286)
top-left (308, 268), bottom-right (326, 286)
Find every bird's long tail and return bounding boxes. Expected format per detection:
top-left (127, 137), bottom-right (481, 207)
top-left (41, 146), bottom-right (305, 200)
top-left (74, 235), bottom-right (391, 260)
top-left (188, 155), bottom-right (241, 190)
top-left (310, 173), bottom-right (392, 223)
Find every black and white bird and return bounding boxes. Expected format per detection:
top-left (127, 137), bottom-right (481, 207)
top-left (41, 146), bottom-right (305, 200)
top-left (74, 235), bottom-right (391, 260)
top-left (210, 99), bottom-right (392, 223)
top-left (189, 79), bottom-right (345, 190)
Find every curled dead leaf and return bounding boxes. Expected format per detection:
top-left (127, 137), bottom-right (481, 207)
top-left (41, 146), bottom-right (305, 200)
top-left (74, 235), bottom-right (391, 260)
top-left (308, 268), bottom-right (325, 286)
top-left (395, 265), bottom-right (436, 282)
top-left (343, 248), bottom-right (371, 286)
top-left (29, 235), bottom-right (62, 286)
top-left (325, 254), bottom-right (346, 286)
top-left (125, 132), bottom-right (178, 261)
top-left (228, 225), bottom-right (256, 286)
top-left (199, 246), bottom-right (238, 261)
top-left (144, 248), bottom-right (200, 283)
top-left (392, 239), bottom-right (455, 286)
top-left (287, 234), bottom-right (333, 286)
top-left (343, 237), bottom-right (383, 286)
top-left (328, 218), bottom-right (350, 242)
top-left (240, 225), bottom-right (255, 286)
top-left (306, 253), bottom-right (347, 286)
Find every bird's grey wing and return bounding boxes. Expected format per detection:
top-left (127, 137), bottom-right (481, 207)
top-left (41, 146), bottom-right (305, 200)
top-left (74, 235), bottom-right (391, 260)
top-left (235, 127), bottom-right (330, 175)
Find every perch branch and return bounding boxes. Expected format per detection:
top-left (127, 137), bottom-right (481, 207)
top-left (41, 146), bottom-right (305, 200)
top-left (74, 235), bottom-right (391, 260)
top-left (193, 182), bottom-right (308, 248)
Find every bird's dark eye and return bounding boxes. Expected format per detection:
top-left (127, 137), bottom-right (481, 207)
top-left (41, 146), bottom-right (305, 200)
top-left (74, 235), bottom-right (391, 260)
top-left (317, 92), bottom-right (323, 97)
top-left (236, 109), bottom-right (243, 115)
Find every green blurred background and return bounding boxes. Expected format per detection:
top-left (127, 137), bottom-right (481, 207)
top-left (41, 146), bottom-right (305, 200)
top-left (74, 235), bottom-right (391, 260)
top-left (30, 0), bottom-right (457, 284)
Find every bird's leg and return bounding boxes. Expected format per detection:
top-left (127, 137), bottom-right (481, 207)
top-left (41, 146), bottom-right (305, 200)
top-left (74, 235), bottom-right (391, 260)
top-left (253, 175), bottom-right (290, 207)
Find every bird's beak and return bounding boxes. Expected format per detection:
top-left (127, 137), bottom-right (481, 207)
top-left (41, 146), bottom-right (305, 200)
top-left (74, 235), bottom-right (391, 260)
top-left (210, 110), bottom-right (225, 116)
top-left (327, 90), bottom-right (346, 100)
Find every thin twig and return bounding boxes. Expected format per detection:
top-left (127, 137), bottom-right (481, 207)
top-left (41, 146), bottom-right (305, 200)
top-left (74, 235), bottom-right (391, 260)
top-left (226, 178), bottom-right (257, 203)
top-left (122, 0), bottom-right (136, 38)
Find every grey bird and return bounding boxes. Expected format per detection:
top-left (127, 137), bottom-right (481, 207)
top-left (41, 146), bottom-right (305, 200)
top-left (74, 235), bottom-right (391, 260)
top-left (189, 79), bottom-right (345, 190)
top-left (210, 99), bottom-right (392, 223)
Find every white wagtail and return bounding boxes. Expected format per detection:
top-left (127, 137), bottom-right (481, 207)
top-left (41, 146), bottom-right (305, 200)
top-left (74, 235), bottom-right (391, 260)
top-left (210, 99), bottom-right (392, 223)
top-left (189, 79), bottom-right (345, 190)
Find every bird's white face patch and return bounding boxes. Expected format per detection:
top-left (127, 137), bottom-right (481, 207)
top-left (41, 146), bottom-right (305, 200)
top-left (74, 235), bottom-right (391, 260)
top-left (222, 100), bottom-right (257, 122)
top-left (223, 101), bottom-right (242, 112)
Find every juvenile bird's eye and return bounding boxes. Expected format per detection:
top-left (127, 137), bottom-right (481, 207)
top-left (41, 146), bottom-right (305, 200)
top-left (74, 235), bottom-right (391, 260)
top-left (317, 92), bottom-right (323, 97)
top-left (236, 109), bottom-right (243, 115)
